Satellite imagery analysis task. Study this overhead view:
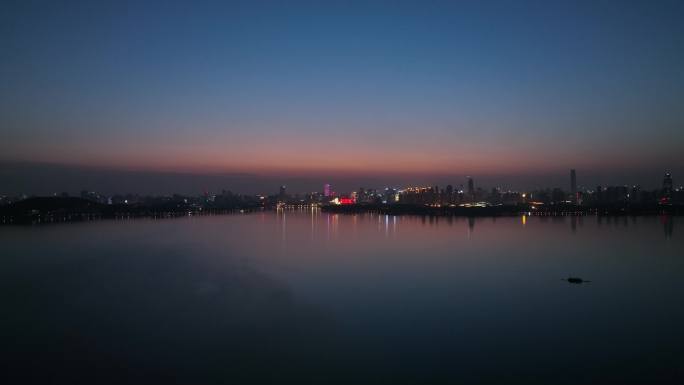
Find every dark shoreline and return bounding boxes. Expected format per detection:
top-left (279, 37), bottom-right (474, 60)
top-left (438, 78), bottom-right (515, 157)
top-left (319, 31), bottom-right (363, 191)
top-left (0, 197), bottom-right (264, 226)
top-left (321, 203), bottom-right (684, 217)
top-left (2, 197), bottom-right (682, 226)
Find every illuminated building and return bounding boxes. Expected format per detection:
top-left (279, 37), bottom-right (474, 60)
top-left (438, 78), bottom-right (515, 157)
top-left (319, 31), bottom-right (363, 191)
top-left (331, 196), bottom-right (355, 205)
top-left (324, 183), bottom-right (331, 197)
top-left (663, 173), bottom-right (673, 194)
top-left (662, 172), bottom-right (673, 203)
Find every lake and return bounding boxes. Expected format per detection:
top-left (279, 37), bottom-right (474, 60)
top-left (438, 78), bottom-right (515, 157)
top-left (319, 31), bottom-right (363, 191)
top-left (2, 210), bottom-right (683, 384)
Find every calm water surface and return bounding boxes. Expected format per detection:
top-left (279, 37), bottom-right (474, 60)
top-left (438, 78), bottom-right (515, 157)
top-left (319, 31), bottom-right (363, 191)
top-left (2, 211), bottom-right (683, 384)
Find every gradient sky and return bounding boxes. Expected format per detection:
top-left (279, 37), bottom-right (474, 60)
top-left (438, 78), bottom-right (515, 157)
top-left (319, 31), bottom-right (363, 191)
top-left (1, 0), bottom-right (683, 193)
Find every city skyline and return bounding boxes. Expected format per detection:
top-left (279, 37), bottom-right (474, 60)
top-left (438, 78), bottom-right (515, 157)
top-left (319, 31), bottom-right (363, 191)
top-left (1, 162), bottom-right (679, 201)
top-left (3, 168), bottom-right (680, 227)
top-left (0, 158), bottom-right (680, 196)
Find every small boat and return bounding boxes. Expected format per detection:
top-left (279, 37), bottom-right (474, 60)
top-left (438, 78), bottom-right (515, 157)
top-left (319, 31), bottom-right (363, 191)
top-left (565, 277), bottom-right (591, 284)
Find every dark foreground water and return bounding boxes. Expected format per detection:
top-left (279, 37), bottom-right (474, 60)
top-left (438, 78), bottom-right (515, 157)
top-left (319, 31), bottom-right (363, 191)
top-left (2, 211), bottom-right (683, 384)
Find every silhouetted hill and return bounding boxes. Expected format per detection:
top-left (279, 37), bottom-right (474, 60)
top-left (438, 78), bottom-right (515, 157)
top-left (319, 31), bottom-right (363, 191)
top-left (0, 196), bottom-right (261, 225)
top-left (8, 197), bottom-right (103, 212)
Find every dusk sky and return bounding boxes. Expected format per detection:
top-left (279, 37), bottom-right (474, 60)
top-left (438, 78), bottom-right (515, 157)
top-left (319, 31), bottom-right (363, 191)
top-left (2, 0), bottom-right (683, 194)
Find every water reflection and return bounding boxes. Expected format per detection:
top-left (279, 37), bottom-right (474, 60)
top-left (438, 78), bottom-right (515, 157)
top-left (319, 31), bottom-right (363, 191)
top-left (278, 210), bottom-right (680, 239)
top-left (1, 213), bottom-right (683, 384)
top-left (2, 241), bottom-right (344, 384)
top-left (662, 215), bottom-right (674, 239)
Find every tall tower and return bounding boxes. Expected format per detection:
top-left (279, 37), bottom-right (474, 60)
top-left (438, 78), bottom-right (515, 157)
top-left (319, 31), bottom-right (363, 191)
top-left (663, 173), bottom-right (673, 198)
top-left (467, 177), bottom-right (474, 201)
top-left (323, 183), bottom-right (331, 197)
top-left (279, 185), bottom-right (286, 198)
top-left (570, 169), bottom-right (577, 203)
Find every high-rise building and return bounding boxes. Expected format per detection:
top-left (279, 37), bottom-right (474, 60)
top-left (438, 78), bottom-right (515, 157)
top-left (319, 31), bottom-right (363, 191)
top-left (445, 185), bottom-right (454, 205)
top-left (467, 177), bottom-right (474, 200)
top-left (279, 185), bottom-right (286, 198)
top-left (570, 169), bottom-right (577, 203)
top-left (323, 183), bottom-right (331, 197)
top-left (663, 173), bottom-right (673, 198)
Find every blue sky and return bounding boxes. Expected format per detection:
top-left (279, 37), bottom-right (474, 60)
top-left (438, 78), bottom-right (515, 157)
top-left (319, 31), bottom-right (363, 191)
top-left (1, 0), bottom-right (683, 193)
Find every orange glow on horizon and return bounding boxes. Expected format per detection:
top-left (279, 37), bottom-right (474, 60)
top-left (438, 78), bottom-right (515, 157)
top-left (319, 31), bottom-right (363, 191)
top-left (5, 132), bottom-right (665, 178)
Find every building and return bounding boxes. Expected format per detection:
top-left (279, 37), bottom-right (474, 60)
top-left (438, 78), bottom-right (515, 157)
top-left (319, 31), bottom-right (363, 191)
top-left (445, 184), bottom-right (454, 204)
top-left (467, 177), bottom-right (474, 201)
top-left (279, 185), bottom-right (287, 199)
top-left (662, 173), bottom-right (673, 203)
top-left (323, 183), bottom-right (331, 197)
top-left (570, 169), bottom-right (577, 203)
top-left (663, 173), bottom-right (673, 195)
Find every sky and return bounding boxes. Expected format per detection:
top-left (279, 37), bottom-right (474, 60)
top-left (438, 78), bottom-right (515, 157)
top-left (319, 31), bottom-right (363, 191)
top-left (1, 0), bottom-right (683, 194)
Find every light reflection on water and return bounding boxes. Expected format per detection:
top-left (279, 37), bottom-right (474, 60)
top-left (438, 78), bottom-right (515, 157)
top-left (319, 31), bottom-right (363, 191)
top-left (1, 211), bottom-right (683, 384)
